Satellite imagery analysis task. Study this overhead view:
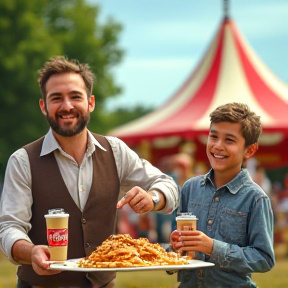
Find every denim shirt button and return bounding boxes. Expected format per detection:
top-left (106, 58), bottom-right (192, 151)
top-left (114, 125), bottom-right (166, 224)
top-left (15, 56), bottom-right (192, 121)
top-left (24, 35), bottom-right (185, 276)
top-left (208, 219), bottom-right (213, 225)
top-left (214, 196), bottom-right (219, 201)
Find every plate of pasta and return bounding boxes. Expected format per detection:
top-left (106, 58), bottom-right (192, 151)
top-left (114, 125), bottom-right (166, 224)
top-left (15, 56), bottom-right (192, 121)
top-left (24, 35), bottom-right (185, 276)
top-left (49, 234), bottom-right (214, 272)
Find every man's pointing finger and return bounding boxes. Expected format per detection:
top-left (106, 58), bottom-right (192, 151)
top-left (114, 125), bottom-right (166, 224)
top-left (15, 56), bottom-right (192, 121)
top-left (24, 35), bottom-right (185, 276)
top-left (116, 193), bottom-right (129, 209)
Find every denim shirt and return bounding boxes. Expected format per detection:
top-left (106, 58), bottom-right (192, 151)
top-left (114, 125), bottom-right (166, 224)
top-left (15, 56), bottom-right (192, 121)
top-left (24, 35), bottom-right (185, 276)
top-left (177, 168), bottom-right (275, 288)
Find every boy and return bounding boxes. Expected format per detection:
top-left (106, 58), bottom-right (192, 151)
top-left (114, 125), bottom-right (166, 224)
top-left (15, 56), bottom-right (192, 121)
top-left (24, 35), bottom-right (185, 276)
top-left (170, 102), bottom-right (275, 288)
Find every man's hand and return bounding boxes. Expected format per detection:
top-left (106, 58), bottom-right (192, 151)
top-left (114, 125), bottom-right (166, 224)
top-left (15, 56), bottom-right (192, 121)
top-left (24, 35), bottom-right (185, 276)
top-left (170, 230), bottom-right (214, 255)
top-left (12, 240), bottom-right (61, 276)
top-left (116, 186), bottom-right (154, 213)
top-left (31, 245), bottom-right (61, 275)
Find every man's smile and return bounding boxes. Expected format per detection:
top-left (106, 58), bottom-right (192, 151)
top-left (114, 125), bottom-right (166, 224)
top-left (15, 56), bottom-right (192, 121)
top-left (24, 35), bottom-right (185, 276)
top-left (58, 113), bottom-right (78, 119)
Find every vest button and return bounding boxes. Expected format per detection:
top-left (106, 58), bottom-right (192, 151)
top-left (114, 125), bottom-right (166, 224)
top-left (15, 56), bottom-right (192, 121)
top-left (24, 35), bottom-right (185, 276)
top-left (82, 218), bottom-right (87, 224)
top-left (85, 242), bottom-right (90, 248)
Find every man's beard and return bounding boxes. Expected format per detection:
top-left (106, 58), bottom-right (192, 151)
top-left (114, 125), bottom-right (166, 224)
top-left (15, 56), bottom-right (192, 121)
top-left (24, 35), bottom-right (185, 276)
top-left (45, 112), bottom-right (90, 137)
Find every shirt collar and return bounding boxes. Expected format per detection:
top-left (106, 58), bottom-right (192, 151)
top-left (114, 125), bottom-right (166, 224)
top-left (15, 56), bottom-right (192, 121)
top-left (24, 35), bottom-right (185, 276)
top-left (40, 129), bottom-right (107, 156)
top-left (204, 168), bottom-right (252, 194)
top-left (87, 130), bottom-right (107, 155)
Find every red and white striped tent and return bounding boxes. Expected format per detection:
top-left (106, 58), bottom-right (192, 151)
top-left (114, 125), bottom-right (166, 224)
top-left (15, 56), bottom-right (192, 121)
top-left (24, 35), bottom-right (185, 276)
top-left (109, 15), bottom-right (288, 168)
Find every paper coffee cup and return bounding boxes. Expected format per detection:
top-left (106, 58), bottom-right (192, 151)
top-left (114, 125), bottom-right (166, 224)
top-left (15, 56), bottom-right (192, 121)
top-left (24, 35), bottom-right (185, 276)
top-left (176, 213), bottom-right (198, 259)
top-left (176, 213), bottom-right (198, 231)
top-left (44, 208), bottom-right (69, 261)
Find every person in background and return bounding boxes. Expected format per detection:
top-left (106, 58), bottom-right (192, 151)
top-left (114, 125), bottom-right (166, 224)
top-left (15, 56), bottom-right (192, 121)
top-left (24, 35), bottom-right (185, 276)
top-left (116, 205), bottom-right (138, 239)
top-left (276, 173), bottom-right (288, 257)
top-left (170, 102), bottom-right (275, 287)
top-left (0, 56), bottom-right (178, 288)
top-left (250, 162), bottom-right (272, 197)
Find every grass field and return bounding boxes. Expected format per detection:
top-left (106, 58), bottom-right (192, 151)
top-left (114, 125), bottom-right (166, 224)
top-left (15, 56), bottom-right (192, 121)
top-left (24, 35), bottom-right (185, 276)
top-left (1, 247), bottom-right (288, 288)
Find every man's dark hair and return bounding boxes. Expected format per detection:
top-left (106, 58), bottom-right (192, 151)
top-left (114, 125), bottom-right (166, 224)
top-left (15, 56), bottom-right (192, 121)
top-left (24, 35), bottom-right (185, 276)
top-left (38, 55), bottom-right (95, 99)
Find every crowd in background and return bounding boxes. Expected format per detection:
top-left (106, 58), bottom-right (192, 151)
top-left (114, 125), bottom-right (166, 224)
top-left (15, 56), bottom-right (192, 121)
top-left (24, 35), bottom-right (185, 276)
top-left (246, 158), bottom-right (288, 257)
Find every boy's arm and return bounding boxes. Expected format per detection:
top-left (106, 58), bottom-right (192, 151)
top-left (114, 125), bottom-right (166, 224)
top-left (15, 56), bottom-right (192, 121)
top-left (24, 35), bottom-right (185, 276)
top-left (209, 196), bottom-right (275, 273)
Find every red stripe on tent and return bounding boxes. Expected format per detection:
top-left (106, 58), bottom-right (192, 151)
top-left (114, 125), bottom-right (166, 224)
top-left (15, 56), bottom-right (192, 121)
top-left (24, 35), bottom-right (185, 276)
top-left (231, 20), bottom-right (288, 122)
top-left (139, 19), bottom-right (226, 136)
top-left (116, 21), bottom-right (226, 141)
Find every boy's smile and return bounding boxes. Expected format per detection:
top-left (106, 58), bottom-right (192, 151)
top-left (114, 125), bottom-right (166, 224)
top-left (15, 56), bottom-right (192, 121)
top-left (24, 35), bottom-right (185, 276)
top-left (212, 153), bottom-right (227, 159)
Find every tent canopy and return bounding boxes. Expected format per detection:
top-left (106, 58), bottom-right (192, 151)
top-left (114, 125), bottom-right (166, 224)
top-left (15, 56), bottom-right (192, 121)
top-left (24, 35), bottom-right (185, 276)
top-left (109, 16), bottom-right (288, 168)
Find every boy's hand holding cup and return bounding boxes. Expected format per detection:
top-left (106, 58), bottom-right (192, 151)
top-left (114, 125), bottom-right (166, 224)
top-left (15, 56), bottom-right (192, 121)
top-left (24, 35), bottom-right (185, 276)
top-left (176, 213), bottom-right (198, 259)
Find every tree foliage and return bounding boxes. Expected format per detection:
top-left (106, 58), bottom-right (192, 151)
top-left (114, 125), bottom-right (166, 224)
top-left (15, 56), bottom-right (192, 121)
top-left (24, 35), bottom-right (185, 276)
top-left (0, 0), bottom-right (124, 179)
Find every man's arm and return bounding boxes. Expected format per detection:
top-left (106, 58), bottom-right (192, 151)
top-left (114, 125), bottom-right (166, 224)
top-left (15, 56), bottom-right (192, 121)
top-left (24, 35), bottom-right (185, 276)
top-left (0, 149), bottom-right (34, 263)
top-left (106, 136), bottom-right (179, 214)
top-left (12, 239), bottom-right (34, 264)
top-left (116, 187), bottom-right (166, 213)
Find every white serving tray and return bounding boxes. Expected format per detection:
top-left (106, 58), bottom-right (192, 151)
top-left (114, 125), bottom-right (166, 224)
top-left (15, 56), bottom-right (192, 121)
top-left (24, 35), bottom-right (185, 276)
top-left (49, 259), bottom-right (214, 272)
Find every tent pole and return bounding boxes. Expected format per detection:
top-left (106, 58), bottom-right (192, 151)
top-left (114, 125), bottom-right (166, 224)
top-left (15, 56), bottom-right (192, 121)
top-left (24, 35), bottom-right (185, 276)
top-left (223, 0), bottom-right (230, 19)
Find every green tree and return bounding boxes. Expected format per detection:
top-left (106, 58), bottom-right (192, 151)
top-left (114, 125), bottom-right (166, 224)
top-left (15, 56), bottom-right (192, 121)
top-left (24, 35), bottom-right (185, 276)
top-left (42, 0), bottom-right (123, 132)
top-left (0, 0), bottom-right (123, 179)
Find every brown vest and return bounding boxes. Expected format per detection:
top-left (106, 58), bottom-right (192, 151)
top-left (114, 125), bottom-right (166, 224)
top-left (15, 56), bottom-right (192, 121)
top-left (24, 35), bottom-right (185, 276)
top-left (18, 133), bottom-right (120, 287)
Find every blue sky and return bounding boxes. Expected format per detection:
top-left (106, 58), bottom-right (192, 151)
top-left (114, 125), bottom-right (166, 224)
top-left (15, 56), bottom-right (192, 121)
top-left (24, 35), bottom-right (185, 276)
top-left (91, 0), bottom-right (288, 111)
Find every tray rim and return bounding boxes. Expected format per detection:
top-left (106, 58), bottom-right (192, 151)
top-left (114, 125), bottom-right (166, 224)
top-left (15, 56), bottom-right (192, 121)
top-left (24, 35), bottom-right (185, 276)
top-left (49, 258), bottom-right (214, 272)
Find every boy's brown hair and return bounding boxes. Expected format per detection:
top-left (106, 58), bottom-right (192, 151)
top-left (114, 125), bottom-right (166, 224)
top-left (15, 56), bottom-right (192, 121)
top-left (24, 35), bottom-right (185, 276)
top-left (209, 102), bottom-right (262, 147)
top-left (38, 55), bottom-right (95, 99)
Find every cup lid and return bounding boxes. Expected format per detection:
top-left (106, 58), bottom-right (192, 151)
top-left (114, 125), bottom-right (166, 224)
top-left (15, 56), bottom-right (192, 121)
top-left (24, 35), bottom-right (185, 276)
top-left (176, 212), bottom-right (198, 220)
top-left (44, 208), bottom-right (69, 218)
top-left (44, 213), bottom-right (69, 218)
top-left (48, 208), bottom-right (65, 214)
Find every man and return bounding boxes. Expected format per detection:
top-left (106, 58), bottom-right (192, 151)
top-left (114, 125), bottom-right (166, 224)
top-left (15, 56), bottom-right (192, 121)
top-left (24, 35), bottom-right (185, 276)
top-left (0, 56), bottom-right (178, 288)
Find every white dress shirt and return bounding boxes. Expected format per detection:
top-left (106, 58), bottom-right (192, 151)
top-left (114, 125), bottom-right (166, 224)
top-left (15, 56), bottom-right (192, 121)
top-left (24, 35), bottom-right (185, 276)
top-left (0, 129), bottom-right (178, 263)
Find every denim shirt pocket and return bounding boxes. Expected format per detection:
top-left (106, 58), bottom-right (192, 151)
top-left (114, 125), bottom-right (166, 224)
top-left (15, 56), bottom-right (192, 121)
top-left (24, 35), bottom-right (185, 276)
top-left (219, 208), bottom-right (247, 245)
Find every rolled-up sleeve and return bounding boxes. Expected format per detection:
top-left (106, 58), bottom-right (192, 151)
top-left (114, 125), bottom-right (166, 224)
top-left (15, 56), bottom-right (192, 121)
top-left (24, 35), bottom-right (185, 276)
top-left (0, 149), bottom-right (33, 264)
